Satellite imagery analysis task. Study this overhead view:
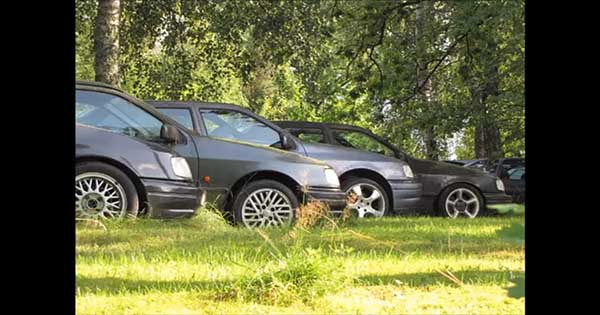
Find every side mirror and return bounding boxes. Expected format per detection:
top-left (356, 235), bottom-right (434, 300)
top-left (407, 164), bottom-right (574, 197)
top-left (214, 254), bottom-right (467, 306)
top-left (281, 134), bottom-right (293, 150)
top-left (395, 151), bottom-right (406, 160)
top-left (160, 124), bottom-right (181, 143)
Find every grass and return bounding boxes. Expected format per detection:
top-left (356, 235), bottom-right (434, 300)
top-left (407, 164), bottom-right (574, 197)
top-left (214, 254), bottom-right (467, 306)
top-left (76, 209), bottom-right (525, 314)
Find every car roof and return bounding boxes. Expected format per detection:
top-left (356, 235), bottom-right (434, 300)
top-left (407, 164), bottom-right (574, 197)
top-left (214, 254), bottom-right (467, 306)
top-left (274, 121), bottom-right (371, 132)
top-left (76, 80), bottom-right (124, 93)
top-left (148, 100), bottom-right (252, 112)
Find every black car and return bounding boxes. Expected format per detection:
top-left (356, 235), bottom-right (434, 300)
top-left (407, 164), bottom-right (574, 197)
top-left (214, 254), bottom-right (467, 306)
top-left (76, 123), bottom-right (202, 219)
top-left (483, 158), bottom-right (525, 203)
top-left (275, 121), bottom-right (514, 217)
top-left (463, 159), bottom-right (489, 170)
top-left (76, 82), bottom-right (346, 227)
top-left (150, 101), bottom-right (511, 218)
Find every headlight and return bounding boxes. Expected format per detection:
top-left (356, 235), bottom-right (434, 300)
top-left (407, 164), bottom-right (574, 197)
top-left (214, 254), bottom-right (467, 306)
top-left (402, 165), bottom-right (414, 178)
top-left (496, 179), bottom-right (505, 191)
top-left (171, 157), bottom-right (192, 180)
top-left (324, 168), bottom-right (340, 187)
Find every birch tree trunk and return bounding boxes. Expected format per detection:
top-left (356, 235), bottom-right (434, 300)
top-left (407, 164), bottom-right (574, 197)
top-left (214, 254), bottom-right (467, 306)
top-left (93, 0), bottom-right (120, 85)
top-left (415, 0), bottom-right (439, 160)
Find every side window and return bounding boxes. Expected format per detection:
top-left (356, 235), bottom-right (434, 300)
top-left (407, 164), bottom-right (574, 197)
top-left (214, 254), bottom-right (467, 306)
top-left (288, 128), bottom-right (326, 144)
top-left (331, 129), bottom-right (395, 157)
top-left (157, 108), bottom-right (195, 130)
top-left (200, 109), bottom-right (281, 146)
top-left (508, 168), bottom-right (525, 180)
top-left (75, 90), bottom-right (164, 141)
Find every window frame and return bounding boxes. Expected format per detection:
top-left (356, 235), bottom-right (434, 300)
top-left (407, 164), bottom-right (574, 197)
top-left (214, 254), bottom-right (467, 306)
top-left (287, 127), bottom-right (327, 144)
top-left (156, 107), bottom-right (197, 131)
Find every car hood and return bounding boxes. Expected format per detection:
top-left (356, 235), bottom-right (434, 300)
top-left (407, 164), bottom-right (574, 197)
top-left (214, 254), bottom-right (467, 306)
top-left (408, 158), bottom-right (491, 177)
top-left (301, 142), bottom-right (402, 163)
top-left (298, 142), bottom-right (413, 179)
top-left (194, 135), bottom-right (330, 167)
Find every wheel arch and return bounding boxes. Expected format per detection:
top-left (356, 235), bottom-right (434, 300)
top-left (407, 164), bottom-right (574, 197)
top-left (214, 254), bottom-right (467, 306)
top-left (75, 155), bottom-right (148, 213)
top-left (225, 170), bottom-right (304, 212)
top-left (339, 168), bottom-right (394, 211)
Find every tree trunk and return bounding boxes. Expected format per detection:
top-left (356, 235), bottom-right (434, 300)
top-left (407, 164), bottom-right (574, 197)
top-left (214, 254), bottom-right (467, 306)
top-left (94, 0), bottom-right (121, 86)
top-left (473, 66), bottom-right (503, 160)
top-left (415, 1), bottom-right (439, 160)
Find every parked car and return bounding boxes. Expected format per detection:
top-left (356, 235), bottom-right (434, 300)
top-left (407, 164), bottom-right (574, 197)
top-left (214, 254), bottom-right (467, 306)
top-left (463, 159), bottom-right (489, 170)
top-left (76, 123), bottom-right (202, 219)
top-left (444, 160), bottom-right (467, 166)
top-left (149, 101), bottom-right (510, 218)
top-left (274, 121), bottom-right (514, 218)
top-left (483, 158), bottom-right (525, 203)
top-left (76, 82), bottom-right (346, 227)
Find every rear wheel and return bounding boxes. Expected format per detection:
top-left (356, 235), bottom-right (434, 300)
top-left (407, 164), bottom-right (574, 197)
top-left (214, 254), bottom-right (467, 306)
top-left (342, 177), bottom-right (389, 218)
top-left (232, 180), bottom-right (298, 228)
top-left (75, 162), bottom-right (140, 219)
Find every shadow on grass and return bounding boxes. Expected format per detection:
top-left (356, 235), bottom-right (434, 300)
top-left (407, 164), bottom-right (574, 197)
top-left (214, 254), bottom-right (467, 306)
top-left (76, 275), bottom-right (232, 295)
top-left (356, 270), bottom-right (525, 287)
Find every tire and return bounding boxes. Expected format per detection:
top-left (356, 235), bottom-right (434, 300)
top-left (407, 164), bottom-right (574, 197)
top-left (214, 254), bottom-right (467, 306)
top-left (75, 162), bottom-right (140, 219)
top-left (342, 177), bottom-right (390, 218)
top-left (437, 183), bottom-right (484, 218)
top-left (232, 179), bottom-right (299, 228)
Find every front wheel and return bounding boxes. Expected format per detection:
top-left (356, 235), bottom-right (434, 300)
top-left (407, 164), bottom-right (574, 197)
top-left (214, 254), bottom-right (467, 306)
top-left (75, 162), bottom-right (140, 219)
top-left (232, 180), bottom-right (299, 228)
top-left (342, 178), bottom-right (389, 218)
top-left (438, 184), bottom-right (483, 218)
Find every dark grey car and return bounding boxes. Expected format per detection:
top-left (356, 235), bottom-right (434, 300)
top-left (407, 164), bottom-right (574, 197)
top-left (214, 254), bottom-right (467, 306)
top-left (148, 100), bottom-right (511, 218)
top-left (76, 82), bottom-right (346, 227)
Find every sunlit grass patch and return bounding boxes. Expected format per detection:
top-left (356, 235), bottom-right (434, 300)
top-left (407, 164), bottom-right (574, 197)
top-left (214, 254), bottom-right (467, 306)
top-left (76, 211), bottom-right (524, 314)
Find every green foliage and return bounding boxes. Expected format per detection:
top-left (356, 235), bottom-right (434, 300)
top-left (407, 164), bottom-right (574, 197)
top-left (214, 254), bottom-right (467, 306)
top-left (76, 0), bottom-right (524, 159)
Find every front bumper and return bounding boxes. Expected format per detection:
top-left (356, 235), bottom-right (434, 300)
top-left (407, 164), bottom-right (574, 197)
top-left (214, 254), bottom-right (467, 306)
top-left (484, 192), bottom-right (513, 205)
top-left (141, 178), bottom-right (203, 218)
top-left (305, 186), bottom-right (347, 213)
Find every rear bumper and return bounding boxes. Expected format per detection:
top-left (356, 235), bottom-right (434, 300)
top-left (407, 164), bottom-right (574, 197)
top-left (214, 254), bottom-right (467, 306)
top-left (141, 178), bottom-right (203, 218)
top-left (305, 187), bottom-right (347, 213)
top-left (484, 192), bottom-right (513, 205)
top-left (389, 180), bottom-right (424, 211)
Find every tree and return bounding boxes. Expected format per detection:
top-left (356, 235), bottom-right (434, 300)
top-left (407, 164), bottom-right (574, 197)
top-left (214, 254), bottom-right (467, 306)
top-left (76, 0), bottom-right (524, 160)
top-left (94, 0), bottom-right (121, 85)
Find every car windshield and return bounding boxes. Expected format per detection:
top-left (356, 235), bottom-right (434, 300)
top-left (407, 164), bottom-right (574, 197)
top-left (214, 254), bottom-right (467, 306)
top-left (200, 109), bottom-right (281, 147)
top-left (76, 90), bottom-right (164, 142)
